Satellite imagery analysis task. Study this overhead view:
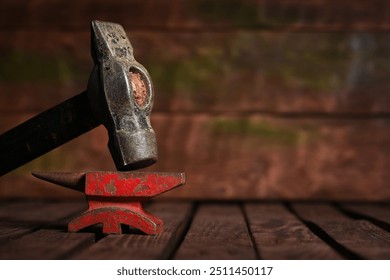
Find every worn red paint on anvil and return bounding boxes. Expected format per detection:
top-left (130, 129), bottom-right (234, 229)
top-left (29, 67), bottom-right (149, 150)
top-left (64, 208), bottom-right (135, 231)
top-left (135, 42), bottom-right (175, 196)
top-left (32, 171), bottom-right (185, 234)
top-left (86, 172), bottom-right (184, 197)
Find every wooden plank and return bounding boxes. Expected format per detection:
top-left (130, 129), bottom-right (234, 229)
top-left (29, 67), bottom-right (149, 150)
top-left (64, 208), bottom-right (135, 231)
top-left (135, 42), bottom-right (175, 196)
top-left (0, 201), bottom-right (95, 259)
top-left (149, 115), bottom-right (390, 201)
top-left (0, 0), bottom-right (172, 31)
top-left (339, 203), bottom-right (390, 229)
top-left (132, 32), bottom-right (390, 114)
top-left (245, 203), bottom-right (342, 259)
top-left (70, 202), bottom-right (193, 260)
top-left (0, 200), bottom-right (86, 243)
top-left (0, 201), bottom-right (51, 242)
top-left (2, 115), bottom-right (390, 201)
top-left (174, 203), bottom-right (256, 259)
top-left (0, 0), bottom-right (390, 32)
top-left (0, 229), bottom-right (94, 260)
top-left (1, 31), bottom-right (390, 115)
top-left (292, 203), bottom-right (390, 259)
top-left (0, 84), bottom-right (86, 116)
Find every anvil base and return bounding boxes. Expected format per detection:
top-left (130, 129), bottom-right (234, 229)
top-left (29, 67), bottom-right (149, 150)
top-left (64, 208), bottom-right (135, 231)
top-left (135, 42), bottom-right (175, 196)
top-left (68, 201), bottom-right (163, 234)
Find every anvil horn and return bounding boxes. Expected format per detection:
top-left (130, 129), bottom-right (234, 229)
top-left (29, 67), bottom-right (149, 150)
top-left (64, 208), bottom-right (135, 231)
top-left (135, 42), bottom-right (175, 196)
top-left (32, 172), bottom-right (85, 192)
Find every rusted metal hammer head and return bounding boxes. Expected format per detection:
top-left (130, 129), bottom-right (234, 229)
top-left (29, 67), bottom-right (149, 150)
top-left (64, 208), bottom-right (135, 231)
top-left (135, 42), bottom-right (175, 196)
top-left (87, 21), bottom-right (157, 170)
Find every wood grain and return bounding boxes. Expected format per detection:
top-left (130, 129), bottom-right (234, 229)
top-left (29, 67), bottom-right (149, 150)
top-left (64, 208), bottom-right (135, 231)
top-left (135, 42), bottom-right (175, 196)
top-left (154, 115), bottom-right (390, 201)
top-left (1, 31), bottom-right (390, 115)
top-left (292, 203), bottom-right (390, 259)
top-left (174, 203), bottom-right (256, 259)
top-left (70, 202), bottom-right (193, 260)
top-left (0, 201), bottom-right (95, 259)
top-left (0, 200), bottom-right (86, 243)
top-left (245, 203), bottom-right (342, 259)
top-left (0, 201), bottom-right (389, 260)
top-left (1, 0), bottom-right (390, 32)
top-left (339, 203), bottom-right (390, 228)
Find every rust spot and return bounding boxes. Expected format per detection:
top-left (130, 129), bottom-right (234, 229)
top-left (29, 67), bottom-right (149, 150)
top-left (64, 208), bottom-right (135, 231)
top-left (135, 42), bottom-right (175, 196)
top-left (129, 70), bottom-right (148, 107)
top-left (134, 184), bottom-right (150, 194)
top-left (105, 181), bottom-right (117, 195)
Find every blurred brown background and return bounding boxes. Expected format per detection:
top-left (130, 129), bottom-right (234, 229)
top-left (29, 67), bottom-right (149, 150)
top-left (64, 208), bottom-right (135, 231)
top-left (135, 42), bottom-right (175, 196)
top-left (0, 0), bottom-right (389, 201)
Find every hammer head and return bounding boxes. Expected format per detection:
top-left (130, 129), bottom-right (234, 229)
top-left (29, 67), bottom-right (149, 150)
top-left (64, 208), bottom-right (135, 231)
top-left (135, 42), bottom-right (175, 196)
top-left (87, 21), bottom-right (157, 170)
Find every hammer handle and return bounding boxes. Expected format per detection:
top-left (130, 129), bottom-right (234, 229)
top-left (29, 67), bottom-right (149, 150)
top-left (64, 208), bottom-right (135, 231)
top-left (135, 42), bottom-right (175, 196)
top-left (0, 91), bottom-right (99, 176)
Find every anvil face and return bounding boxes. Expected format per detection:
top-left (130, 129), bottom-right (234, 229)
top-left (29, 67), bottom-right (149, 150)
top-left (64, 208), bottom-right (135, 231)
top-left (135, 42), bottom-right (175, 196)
top-left (84, 172), bottom-right (185, 197)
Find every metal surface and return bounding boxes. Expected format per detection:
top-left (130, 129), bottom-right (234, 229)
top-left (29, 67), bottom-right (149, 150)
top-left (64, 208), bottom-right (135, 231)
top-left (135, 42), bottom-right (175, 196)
top-left (0, 20), bottom-right (157, 175)
top-left (32, 172), bottom-right (85, 192)
top-left (33, 171), bottom-right (185, 234)
top-left (87, 21), bottom-right (157, 170)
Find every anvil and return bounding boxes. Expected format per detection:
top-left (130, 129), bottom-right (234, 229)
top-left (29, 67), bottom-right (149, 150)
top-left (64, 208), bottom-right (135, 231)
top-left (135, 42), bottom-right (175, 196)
top-left (33, 171), bottom-right (185, 234)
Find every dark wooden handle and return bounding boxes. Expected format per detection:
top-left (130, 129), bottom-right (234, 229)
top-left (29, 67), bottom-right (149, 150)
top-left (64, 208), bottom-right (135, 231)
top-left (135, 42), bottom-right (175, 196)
top-left (0, 91), bottom-right (100, 176)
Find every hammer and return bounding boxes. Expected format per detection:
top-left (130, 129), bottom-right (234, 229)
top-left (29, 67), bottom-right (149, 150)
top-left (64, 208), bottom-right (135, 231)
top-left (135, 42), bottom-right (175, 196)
top-left (0, 20), bottom-right (157, 175)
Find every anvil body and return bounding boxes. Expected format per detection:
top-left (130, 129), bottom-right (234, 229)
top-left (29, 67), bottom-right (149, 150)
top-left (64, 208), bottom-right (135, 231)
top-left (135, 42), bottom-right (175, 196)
top-left (33, 171), bottom-right (185, 234)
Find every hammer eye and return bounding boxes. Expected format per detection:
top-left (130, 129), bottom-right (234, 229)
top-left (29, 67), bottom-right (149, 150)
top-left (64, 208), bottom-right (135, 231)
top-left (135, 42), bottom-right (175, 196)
top-left (129, 68), bottom-right (149, 108)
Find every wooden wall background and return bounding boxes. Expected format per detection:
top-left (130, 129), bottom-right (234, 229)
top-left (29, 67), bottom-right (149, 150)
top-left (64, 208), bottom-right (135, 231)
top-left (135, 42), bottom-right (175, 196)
top-left (0, 0), bottom-right (389, 200)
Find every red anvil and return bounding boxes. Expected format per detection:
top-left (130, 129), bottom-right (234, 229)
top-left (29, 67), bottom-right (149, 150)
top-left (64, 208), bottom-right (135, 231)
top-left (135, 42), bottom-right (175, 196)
top-left (33, 171), bottom-right (185, 234)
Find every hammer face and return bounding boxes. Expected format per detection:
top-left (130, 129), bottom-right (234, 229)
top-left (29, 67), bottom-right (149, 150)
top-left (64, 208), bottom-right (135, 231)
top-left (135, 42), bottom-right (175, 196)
top-left (110, 129), bottom-right (157, 170)
top-left (88, 20), bottom-right (157, 170)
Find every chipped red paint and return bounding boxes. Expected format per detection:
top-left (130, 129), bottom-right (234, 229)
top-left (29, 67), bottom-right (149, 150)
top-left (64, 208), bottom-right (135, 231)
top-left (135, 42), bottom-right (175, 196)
top-left (85, 172), bottom-right (185, 197)
top-left (68, 201), bottom-right (163, 235)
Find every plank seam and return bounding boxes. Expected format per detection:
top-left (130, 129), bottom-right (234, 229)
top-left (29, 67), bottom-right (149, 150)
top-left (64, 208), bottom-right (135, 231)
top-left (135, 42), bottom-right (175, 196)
top-left (2, 26), bottom-right (390, 33)
top-left (55, 238), bottom-right (95, 260)
top-left (167, 202), bottom-right (198, 260)
top-left (334, 203), bottom-right (390, 232)
top-left (152, 111), bottom-right (390, 120)
top-left (240, 203), bottom-right (262, 260)
top-left (0, 225), bottom-right (38, 245)
top-left (284, 202), bottom-right (363, 260)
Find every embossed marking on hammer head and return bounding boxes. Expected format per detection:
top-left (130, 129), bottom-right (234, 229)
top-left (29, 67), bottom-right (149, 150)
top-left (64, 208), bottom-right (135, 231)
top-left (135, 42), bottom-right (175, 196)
top-left (87, 20), bottom-right (157, 171)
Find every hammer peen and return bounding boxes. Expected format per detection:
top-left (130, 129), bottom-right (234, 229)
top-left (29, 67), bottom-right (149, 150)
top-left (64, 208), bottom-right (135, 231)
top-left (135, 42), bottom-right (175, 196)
top-left (0, 20), bottom-right (157, 175)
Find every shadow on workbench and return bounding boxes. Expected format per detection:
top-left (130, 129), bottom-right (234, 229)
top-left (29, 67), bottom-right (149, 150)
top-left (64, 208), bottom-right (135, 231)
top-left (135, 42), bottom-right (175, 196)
top-left (0, 200), bottom-right (389, 260)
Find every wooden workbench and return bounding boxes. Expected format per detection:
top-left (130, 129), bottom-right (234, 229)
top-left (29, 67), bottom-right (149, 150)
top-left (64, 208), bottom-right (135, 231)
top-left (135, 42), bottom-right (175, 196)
top-left (0, 200), bottom-right (389, 260)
